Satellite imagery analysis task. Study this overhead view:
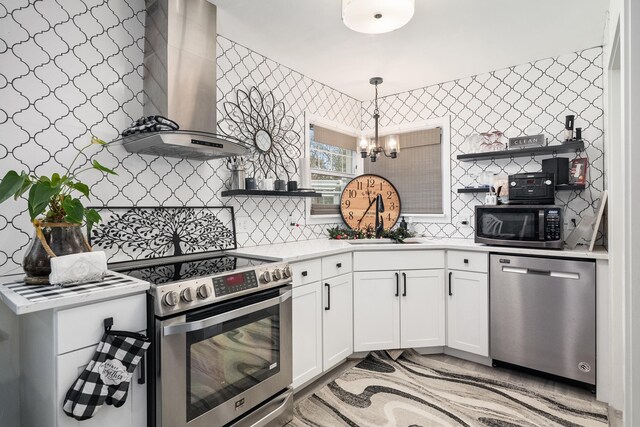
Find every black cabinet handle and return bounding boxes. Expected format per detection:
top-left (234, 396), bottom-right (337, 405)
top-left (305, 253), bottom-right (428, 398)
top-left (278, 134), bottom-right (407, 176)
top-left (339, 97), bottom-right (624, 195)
top-left (137, 352), bottom-right (146, 385)
top-left (402, 272), bottom-right (407, 296)
top-left (448, 271), bottom-right (453, 296)
top-left (301, 271), bottom-right (308, 277)
top-left (325, 283), bottom-right (331, 310)
top-left (336, 262), bottom-right (342, 268)
top-left (395, 272), bottom-right (399, 297)
top-left (463, 259), bottom-right (469, 264)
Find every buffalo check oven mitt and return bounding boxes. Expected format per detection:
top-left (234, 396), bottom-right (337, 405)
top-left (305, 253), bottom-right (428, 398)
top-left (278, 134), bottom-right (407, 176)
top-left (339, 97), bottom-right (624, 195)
top-left (63, 330), bottom-right (150, 420)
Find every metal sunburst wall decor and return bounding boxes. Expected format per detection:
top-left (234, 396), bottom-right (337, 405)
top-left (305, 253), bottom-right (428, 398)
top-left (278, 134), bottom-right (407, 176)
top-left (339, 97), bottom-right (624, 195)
top-left (219, 87), bottom-right (302, 180)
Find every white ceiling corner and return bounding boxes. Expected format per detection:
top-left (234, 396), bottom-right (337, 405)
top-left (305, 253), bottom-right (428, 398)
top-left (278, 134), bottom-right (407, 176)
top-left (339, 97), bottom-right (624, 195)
top-left (210, 0), bottom-right (609, 100)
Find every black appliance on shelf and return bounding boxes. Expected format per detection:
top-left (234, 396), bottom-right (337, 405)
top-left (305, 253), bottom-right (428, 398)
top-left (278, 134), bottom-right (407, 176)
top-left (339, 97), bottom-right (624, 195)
top-left (508, 172), bottom-right (555, 205)
top-left (542, 157), bottom-right (570, 185)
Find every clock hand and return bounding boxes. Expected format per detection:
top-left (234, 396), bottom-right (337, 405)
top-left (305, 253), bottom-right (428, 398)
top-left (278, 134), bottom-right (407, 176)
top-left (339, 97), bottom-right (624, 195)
top-left (357, 196), bottom-right (377, 228)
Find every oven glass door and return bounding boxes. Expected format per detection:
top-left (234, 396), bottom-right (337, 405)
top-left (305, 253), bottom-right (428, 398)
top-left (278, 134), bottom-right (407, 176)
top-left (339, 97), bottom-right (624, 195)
top-left (477, 208), bottom-right (541, 241)
top-left (185, 289), bottom-right (282, 422)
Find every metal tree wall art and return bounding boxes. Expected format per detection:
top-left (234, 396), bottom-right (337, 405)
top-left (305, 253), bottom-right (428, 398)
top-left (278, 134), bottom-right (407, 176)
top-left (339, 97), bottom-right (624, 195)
top-left (219, 87), bottom-right (301, 180)
top-left (120, 256), bottom-right (238, 284)
top-left (89, 207), bottom-right (236, 262)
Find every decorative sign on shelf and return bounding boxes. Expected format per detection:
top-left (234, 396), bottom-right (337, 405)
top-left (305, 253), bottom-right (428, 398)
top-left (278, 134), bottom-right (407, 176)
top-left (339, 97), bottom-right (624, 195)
top-left (508, 134), bottom-right (545, 149)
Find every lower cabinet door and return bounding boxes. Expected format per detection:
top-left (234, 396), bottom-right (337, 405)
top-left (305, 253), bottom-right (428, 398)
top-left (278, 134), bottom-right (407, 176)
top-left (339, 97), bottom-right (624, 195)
top-left (292, 281), bottom-right (323, 389)
top-left (447, 270), bottom-right (489, 357)
top-left (353, 271), bottom-right (400, 352)
top-left (322, 273), bottom-right (353, 371)
top-left (56, 344), bottom-right (146, 427)
top-left (400, 269), bottom-right (446, 348)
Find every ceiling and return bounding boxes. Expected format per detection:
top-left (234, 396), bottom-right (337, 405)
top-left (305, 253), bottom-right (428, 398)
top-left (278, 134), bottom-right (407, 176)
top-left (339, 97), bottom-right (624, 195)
top-left (210, 0), bottom-right (609, 100)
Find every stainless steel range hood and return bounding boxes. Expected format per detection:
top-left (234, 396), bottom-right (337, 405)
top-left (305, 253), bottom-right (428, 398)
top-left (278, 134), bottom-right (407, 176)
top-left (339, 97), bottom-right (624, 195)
top-left (120, 0), bottom-right (250, 160)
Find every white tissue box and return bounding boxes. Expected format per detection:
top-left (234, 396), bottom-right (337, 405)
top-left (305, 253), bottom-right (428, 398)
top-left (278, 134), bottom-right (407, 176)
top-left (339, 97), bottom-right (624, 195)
top-left (49, 251), bottom-right (108, 286)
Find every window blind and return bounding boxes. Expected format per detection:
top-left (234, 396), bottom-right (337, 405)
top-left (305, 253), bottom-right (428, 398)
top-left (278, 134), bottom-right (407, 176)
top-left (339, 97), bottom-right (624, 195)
top-left (311, 125), bottom-right (357, 151)
top-left (364, 128), bottom-right (442, 214)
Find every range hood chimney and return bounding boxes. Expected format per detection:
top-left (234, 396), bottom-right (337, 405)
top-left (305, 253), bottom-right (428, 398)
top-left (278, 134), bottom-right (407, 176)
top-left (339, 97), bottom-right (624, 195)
top-left (120, 0), bottom-right (249, 160)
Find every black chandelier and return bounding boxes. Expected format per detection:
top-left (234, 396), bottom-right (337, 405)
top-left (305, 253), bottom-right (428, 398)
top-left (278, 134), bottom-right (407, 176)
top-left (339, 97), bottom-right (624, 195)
top-left (359, 77), bottom-right (399, 162)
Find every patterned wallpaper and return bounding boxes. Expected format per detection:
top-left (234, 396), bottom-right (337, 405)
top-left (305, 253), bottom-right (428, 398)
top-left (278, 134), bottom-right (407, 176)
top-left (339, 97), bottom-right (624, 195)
top-left (362, 47), bottom-right (605, 239)
top-left (0, 0), bottom-right (357, 274)
top-left (0, 0), bottom-right (604, 274)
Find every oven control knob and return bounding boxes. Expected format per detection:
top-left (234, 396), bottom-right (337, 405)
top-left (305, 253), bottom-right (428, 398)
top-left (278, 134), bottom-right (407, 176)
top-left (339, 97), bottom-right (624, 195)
top-left (181, 288), bottom-right (195, 303)
top-left (197, 284), bottom-right (212, 299)
top-left (162, 291), bottom-right (179, 307)
top-left (260, 271), bottom-right (272, 283)
top-left (282, 266), bottom-right (291, 278)
top-left (272, 268), bottom-right (283, 280)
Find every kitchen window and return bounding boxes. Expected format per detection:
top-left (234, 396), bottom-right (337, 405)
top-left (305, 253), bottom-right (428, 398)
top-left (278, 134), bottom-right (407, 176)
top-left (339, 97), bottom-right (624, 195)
top-left (308, 123), bottom-right (358, 216)
top-left (364, 127), bottom-right (443, 215)
top-left (362, 117), bottom-right (452, 222)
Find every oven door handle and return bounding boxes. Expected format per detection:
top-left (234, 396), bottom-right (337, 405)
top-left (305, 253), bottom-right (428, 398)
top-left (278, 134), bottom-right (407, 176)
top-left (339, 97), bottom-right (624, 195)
top-left (163, 290), bottom-right (292, 336)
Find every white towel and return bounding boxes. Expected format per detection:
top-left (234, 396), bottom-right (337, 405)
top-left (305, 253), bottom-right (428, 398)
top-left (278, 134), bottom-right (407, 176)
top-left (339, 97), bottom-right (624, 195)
top-left (49, 251), bottom-right (108, 286)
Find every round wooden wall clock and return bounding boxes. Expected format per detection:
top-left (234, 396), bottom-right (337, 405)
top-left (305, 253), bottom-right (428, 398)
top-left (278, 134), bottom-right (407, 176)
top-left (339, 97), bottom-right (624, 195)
top-left (339, 174), bottom-right (401, 230)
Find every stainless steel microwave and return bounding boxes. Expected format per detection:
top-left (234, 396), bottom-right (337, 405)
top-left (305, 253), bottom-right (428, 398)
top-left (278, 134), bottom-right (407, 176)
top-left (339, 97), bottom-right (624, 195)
top-left (475, 205), bottom-right (563, 249)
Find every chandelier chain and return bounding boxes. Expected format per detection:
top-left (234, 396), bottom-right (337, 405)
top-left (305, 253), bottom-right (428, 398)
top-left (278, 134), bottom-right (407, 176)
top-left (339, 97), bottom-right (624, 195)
top-left (374, 82), bottom-right (379, 116)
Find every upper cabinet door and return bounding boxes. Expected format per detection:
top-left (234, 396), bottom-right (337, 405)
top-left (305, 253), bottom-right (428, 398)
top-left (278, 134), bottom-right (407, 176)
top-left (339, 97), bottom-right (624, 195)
top-left (353, 271), bottom-right (400, 352)
top-left (400, 269), bottom-right (446, 349)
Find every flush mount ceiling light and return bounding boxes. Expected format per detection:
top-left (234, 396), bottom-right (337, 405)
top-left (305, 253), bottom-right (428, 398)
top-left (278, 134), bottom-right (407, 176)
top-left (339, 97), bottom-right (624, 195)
top-left (342, 0), bottom-right (415, 34)
top-left (358, 77), bottom-right (399, 162)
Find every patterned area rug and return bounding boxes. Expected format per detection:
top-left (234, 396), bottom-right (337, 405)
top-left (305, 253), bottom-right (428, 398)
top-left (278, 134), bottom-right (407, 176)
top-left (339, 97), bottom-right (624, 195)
top-left (291, 351), bottom-right (608, 426)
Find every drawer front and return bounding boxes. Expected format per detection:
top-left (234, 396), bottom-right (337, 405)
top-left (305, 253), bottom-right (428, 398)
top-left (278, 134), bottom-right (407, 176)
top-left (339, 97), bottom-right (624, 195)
top-left (291, 259), bottom-right (322, 287)
top-left (353, 250), bottom-right (445, 271)
top-left (447, 250), bottom-right (488, 273)
top-left (56, 293), bottom-right (146, 355)
top-left (322, 253), bottom-right (352, 279)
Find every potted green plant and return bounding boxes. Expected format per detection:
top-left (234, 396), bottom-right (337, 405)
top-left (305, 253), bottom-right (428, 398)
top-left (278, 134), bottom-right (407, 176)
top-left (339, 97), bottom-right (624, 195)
top-left (0, 136), bottom-right (117, 284)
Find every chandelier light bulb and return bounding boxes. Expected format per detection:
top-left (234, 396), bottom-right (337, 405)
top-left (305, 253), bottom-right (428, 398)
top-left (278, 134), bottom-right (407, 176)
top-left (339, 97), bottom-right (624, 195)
top-left (342, 0), bottom-right (415, 34)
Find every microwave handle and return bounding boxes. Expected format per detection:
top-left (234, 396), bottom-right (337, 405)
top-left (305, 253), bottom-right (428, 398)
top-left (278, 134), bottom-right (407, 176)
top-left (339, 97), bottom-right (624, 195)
top-left (539, 210), bottom-right (545, 240)
top-left (163, 290), bottom-right (292, 336)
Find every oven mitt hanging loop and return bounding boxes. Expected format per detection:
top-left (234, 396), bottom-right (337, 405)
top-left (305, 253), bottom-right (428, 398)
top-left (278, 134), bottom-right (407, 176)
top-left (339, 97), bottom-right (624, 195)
top-left (62, 330), bottom-right (150, 421)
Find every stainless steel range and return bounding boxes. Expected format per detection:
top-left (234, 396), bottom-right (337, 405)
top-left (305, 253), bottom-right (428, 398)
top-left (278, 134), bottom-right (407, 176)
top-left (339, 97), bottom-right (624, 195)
top-left (115, 253), bottom-right (293, 427)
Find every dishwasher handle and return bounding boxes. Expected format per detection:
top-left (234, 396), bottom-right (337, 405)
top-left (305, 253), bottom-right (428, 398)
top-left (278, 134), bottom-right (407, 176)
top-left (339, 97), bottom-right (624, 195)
top-left (502, 266), bottom-right (580, 280)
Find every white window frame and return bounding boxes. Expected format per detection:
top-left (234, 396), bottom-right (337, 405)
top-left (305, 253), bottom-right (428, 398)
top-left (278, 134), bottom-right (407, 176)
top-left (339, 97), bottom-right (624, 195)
top-left (304, 111), bottom-right (361, 225)
top-left (360, 116), bottom-right (452, 224)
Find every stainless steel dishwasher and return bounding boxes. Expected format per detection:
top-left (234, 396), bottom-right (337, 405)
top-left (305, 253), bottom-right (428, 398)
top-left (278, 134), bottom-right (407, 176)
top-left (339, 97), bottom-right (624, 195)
top-left (490, 254), bottom-right (596, 387)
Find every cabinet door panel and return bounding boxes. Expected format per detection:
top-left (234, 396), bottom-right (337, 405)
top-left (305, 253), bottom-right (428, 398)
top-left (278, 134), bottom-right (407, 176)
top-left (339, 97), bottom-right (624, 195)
top-left (401, 269), bottom-right (445, 348)
top-left (292, 281), bottom-right (323, 388)
top-left (447, 271), bottom-right (489, 356)
top-left (322, 273), bottom-right (353, 371)
top-left (353, 271), bottom-right (400, 351)
top-left (56, 345), bottom-right (145, 427)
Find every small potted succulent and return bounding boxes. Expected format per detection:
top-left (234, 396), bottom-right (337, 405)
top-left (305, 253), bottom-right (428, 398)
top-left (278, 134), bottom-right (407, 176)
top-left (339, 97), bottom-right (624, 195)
top-left (0, 136), bottom-right (117, 284)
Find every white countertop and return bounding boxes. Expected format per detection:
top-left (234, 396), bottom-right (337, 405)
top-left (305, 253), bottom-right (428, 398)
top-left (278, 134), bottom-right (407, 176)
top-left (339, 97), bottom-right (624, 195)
top-left (0, 271), bottom-right (150, 315)
top-left (229, 237), bottom-right (609, 263)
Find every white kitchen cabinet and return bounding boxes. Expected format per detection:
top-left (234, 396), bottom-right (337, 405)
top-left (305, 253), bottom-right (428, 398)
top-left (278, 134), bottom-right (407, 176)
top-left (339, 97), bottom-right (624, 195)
top-left (322, 273), bottom-right (353, 371)
top-left (353, 271), bottom-right (399, 351)
top-left (19, 293), bottom-right (148, 427)
top-left (292, 280), bottom-right (323, 389)
top-left (446, 269), bottom-right (489, 357)
top-left (353, 267), bottom-right (445, 352)
top-left (400, 269), bottom-right (445, 348)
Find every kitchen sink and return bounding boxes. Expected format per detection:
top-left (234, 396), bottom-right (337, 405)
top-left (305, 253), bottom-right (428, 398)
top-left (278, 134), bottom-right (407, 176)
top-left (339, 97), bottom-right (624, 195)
top-left (346, 238), bottom-right (428, 245)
